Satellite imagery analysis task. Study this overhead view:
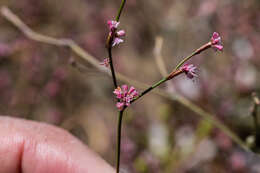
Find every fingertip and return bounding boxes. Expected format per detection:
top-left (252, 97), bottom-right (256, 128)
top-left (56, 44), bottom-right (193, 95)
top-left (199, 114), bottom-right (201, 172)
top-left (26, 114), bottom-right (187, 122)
top-left (0, 116), bottom-right (115, 173)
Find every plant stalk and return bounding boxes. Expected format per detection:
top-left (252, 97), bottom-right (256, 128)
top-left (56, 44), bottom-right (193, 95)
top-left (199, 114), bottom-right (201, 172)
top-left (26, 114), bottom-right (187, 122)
top-left (116, 110), bottom-right (124, 173)
top-left (116, 0), bottom-right (126, 21)
top-left (108, 46), bottom-right (118, 88)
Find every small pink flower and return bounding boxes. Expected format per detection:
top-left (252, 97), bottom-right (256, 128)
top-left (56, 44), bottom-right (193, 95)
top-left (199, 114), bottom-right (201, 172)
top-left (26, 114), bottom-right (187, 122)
top-left (210, 32), bottom-right (223, 51)
top-left (180, 64), bottom-right (198, 79)
top-left (121, 85), bottom-right (128, 94)
top-left (114, 86), bottom-right (123, 99)
top-left (111, 30), bottom-right (126, 46)
top-left (107, 20), bottom-right (125, 47)
top-left (107, 20), bottom-right (120, 30)
top-left (116, 30), bottom-right (126, 37)
top-left (100, 58), bottom-right (110, 67)
top-left (128, 86), bottom-right (139, 97)
top-left (116, 102), bottom-right (125, 110)
top-left (112, 37), bottom-right (124, 47)
top-left (113, 85), bottom-right (139, 110)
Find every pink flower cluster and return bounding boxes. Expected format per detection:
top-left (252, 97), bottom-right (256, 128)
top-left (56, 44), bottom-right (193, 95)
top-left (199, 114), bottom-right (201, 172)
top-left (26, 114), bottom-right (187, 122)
top-left (113, 85), bottom-right (139, 110)
top-left (107, 20), bottom-right (126, 47)
top-left (210, 32), bottom-right (223, 51)
top-left (180, 64), bottom-right (198, 79)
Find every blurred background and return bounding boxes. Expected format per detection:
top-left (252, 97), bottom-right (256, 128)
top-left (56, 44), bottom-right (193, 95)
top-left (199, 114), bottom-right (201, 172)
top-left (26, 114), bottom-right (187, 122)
top-left (0, 0), bottom-right (259, 172)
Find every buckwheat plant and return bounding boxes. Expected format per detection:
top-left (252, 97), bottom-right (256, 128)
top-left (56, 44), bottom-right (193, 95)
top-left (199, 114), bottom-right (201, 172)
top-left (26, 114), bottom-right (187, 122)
top-left (102, 1), bottom-right (223, 172)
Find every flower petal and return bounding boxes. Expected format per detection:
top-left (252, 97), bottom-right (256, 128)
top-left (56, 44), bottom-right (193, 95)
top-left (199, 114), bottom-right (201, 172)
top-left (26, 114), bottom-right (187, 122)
top-left (116, 102), bottom-right (125, 110)
top-left (210, 32), bottom-right (223, 52)
top-left (107, 20), bottom-right (120, 30)
top-left (113, 87), bottom-right (123, 99)
top-left (112, 38), bottom-right (124, 47)
top-left (116, 30), bottom-right (126, 37)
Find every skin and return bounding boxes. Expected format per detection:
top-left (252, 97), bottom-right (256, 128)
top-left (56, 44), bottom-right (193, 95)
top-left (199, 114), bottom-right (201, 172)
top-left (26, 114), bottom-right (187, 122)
top-left (0, 116), bottom-right (115, 173)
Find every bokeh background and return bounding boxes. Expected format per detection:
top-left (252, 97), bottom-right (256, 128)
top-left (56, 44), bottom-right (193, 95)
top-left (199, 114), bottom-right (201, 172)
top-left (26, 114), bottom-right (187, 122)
top-left (0, 0), bottom-right (259, 172)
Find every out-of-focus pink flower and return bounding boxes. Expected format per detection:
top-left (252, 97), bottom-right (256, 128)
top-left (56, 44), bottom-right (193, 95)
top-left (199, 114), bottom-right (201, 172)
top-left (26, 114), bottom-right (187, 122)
top-left (180, 64), bottom-right (198, 79)
top-left (210, 32), bottom-right (223, 51)
top-left (53, 67), bottom-right (67, 81)
top-left (116, 30), bottom-right (126, 37)
top-left (107, 20), bottom-right (120, 30)
top-left (0, 43), bottom-right (12, 57)
top-left (113, 85), bottom-right (138, 110)
top-left (112, 30), bottom-right (126, 47)
top-left (0, 70), bottom-right (11, 90)
top-left (121, 137), bottom-right (136, 162)
top-left (100, 58), bottom-right (110, 67)
top-left (230, 152), bottom-right (246, 171)
top-left (215, 131), bottom-right (233, 151)
top-left (45, 81), bottom-right (60, 98)
top-left (107, 20), bottom-right (125, 47)
top-left (112, 37), bottom-right (124, 47)
top-left (116, 102), bottom-right (125, 110)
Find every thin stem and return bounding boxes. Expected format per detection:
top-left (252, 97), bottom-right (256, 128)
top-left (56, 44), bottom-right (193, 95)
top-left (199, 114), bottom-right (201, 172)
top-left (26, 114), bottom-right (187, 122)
top-left (116, 110), bottom-right (124, 173)
top-left (174, 42), bottom-right (211, 70)
top-left (252, 93), bottom-right (260, 146)
top-left (106, 0), bottom-right (127, 88)
top-left (252, 104), bottom-right (258, 133)
top-left (108, 46), bottom-right (118, 88)
top-left (131, 77), bottom-right (168, 104)
top-left (127, 42), bottom-right (211, 104)
top-left (175, 52), bottom-right (197, 70)
top-left (131, 70), bottom-right (183, 104)
top-left (111, 1), bottom-right (127, 172)
top-left (116, 0), bottom-right (127, 22)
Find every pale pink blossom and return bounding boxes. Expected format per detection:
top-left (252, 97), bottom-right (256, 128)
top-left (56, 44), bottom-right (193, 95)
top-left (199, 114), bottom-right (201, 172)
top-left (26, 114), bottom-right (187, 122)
top-left (107, 20), bottom-right (120, 30)
top-left (113, 85), bottom-right (139, 110)
top-left (0, 43), bottom-right (12, 56)
top-left (210, 32), bottom-right (223, 51)
top-left (112, 37), bottom-right (124, 47)
top-left (230, 152), bottom-right (246, 171)
top-left (180, 64), bottom-right (198, 79)
top-left (116, 102), bottom-right (125, 110)
top-left (107, 20), bottom-right (125, 47)
top-left (116, 30), bottom-right (126, 37)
